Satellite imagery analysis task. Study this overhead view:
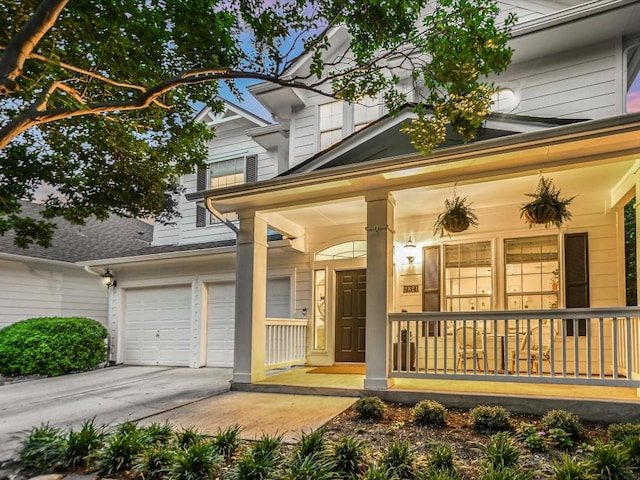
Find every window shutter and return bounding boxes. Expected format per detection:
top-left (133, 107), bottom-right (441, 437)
top-left (197, 165), bottom-right (207, 191)
top-left (423, 246), bottom-right (441, 336)
top-left (245, 154), bottom-right (258, 183)
top-left (564, 232), bottom-right (589, 335)
top-left (196, 165), bottom-right (208, 227)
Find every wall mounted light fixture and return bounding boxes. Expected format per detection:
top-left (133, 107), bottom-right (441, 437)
top-left (101, 269), bottom-right (116, 288)
top-left (404, 236), bottom-right (416, 264)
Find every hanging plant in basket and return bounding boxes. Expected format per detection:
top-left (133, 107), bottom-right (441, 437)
top-left (433, 194), bottom-right (479, 237)
top-left (521, 176), bottom-right (575, 228)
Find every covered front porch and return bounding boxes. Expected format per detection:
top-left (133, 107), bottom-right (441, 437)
top-left (188, 112), bottom-right (640, 398)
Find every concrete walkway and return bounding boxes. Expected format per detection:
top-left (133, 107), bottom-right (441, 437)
top-left (0, 366), bottom-right (232, 462)
top-left (0, 366), bottom-right (357, 468)
top-left (142, 391), bottom-right (356, 443)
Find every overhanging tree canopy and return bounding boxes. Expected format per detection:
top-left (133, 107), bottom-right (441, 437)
top-left (0, 0), bottom-right (514, 247)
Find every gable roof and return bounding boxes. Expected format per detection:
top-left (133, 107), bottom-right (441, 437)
top-left (194, 99), bottom-right (271, 128)
top-left (279, 105), bottom-right (586, 177)
top-left (0, 201), bottom-right (153, 263)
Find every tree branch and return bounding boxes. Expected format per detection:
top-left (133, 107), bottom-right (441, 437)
top-left (0, 68), bottom-right (334, 149)
top-left (0, 0), bottom-right (69, 95)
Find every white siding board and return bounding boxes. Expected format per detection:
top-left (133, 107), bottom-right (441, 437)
top-left (0, 259), bottom-right (107, 329)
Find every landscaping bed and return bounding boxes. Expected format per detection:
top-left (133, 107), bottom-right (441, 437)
top-left (8, 397), bottom-right (639, 479)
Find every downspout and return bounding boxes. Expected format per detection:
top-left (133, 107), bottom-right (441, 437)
top-left (205, 197), bottom-right (240, 235)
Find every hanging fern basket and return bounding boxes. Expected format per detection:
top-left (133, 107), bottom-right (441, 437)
top-left (522, 203), bottom-right (558, 225)
top-left (433, 193), bottom-right (478, 237)
top-left (520, 176), bottom-right (575, 229)
top-left (442, 213), bottom-right (470, 233)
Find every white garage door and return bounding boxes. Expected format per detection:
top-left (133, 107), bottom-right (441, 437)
top-left (124, 285), bottom-right (192, 366)
top-left (207, 282), bottom-right (235, 367)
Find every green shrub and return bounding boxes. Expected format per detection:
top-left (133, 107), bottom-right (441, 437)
top-left (0, 317), bottom-right (107, 377)
top-left (380, 441), bottom-right (416, 479)
top-left (547, 428), bottom-right (573, 450)
top-left (229, 434), bottom-right (282, 480)
top-left (64, 418), bottom-right (106, 469)
top-left (412, 400), bottom-right (447, 427)
top-left (621, 434), bottom-right (640, 468)
top-left (174, 426), bottom-right (202, 449)
top-left (470, 406), bottom-right (512, 434)
top-left (170, 441), bottom-right (222, 480)
top-left (96, 428), bottom-right (145, 476)
top-left (479, 464), bottom-right (533, 480)
top-left (608, 423), bottom-right (640, 442)
top-left (20, 424), bottom-right (67, 472)
top-left (211, 424), bottom-right (243, 460)
top-left (296, 429), bottom-right (326, 457)
top-left (354, 396), bottom-right (386, 421)
top-left (540, 410), bottom-right (582, 439)
top-left (330, 436), bottom-right (367, 478)
top-left (585, 440), bottom-right (635, 480)
top-left (362, 463), bottom-right (393, 480)
top-left (134, 445), bottom-right (175, 480)
top-left (428, 444), bottom-right (458, 476)
top-left (280, 451), bottom-right (336, 480)
top-left (141, 422), bottom-right (174, 445)
top-left (551, 453), bottom-right (591, 480)
top-left (484, 432), bottom-right (520, 470)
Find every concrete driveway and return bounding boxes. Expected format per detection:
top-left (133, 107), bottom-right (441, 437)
top-left (0, 366), bottom-right (232, 462)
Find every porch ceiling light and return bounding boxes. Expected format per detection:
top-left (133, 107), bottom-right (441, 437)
top-left (404, 236), bottom-right (417, 264)
top-left (101, 269), bottom-right (116, 288)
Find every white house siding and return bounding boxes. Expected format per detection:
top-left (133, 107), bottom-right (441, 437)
top-left (290, 98), bottom-right (321, 168)
top-left (0, 259), bottom-right (107, 330)
top-left (496, 40), bottom-right (620, 119)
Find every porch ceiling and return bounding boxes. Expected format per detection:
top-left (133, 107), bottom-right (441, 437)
top-left (273, 160), bottom-right (634, 229)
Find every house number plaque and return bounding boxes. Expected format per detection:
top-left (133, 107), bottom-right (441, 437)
top-left (403, 285), bottom-right (419, 293)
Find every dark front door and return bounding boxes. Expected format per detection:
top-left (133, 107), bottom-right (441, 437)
top-left (335, 269), bottom-right (366, 362)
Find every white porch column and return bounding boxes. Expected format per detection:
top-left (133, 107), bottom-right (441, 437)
top-left (364, 191), bottom-right (395, 390)
top-left (233, 210), bottom-right (268, 384)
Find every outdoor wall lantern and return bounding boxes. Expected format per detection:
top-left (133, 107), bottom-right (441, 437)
top-left (404, 236), bottom-right (417, 264)
top-left (101, 269), bottom-right (116, 288)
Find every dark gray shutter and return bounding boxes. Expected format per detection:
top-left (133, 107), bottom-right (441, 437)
top-left (423, 246), bottom-right (441, 336)
top-left (245, 154), bottom-right (258, 183)
top-left (196, 165), bottom-right (208, 227)
top-left (564, 232), bottom-right (589, 336)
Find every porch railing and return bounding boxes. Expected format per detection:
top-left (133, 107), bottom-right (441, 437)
top-left (265, 318), bottom-right (308, 369)
top-left (389, 308), bottom-right (640, 387)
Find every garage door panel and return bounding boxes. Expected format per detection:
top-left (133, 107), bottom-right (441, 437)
top-left (124, 285), bottom-right (191, 366)
top-left (207, 282), bottom-right (235, 367)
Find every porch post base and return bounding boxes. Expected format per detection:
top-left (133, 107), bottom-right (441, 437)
top-left (364, 377), bottom-right (394, 390)
top-left (232, 370), bottom-right (267, 384)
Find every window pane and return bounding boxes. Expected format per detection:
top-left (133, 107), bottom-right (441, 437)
top-left (354, 97), bottom-right (380, 130)
top-left (314, 270), bottom-right (327, 350)
top-left (444, 241), bottom-right (493, 312)
top-left (320, 129), bottom-right (342, 150)
top-left (319, 101), bottom-right (344, 149)
top-left (505, 235), bottom-right (559, 311)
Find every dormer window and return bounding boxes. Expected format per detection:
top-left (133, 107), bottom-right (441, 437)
top-left (319, 97), bottom-right (383, 150)
top-left (319, 100), bottom-right (344, 150)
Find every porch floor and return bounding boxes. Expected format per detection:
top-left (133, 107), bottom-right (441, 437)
top-left (235, 366), bottom-right (640, 423)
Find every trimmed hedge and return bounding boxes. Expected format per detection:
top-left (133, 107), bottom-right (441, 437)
top-left (0, 317), bottom-right (107, 377)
